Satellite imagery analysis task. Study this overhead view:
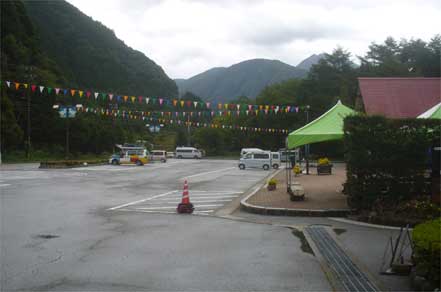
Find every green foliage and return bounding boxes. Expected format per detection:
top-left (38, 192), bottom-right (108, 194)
top-left (343, 115), bottom-right (440, 210)
top-left (412, 218), bottom-right (441, 286)
top-left (23, 0), bottom-right (177, 97)
top-left (268, 179), bottom-right (277, 186)
top-left (192, 127), bottom-right (231, 155)
top-left (359, 36), bottom-right (441, 77)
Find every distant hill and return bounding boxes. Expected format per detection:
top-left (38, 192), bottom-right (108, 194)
top-left (176, 59), bottom-right (307, 101)
top-left (296, 53), bottom-right (325, 71)
top-left (23, 0), bottom-right (177, 97)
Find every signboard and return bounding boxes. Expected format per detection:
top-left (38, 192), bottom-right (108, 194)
top-left (58, 107), bottom-right (77, 118)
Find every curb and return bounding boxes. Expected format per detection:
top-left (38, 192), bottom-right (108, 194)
top-left (328, 217), bottom-right (414, 231)
top-left (240, 169), bottom-right (352, 217)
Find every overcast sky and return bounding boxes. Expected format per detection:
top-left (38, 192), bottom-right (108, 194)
top-left (67, 0), bottom-right (440, 79)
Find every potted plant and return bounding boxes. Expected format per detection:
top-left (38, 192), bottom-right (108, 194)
top-left (267, 179), bottom-right (277, 191)
top-left (293, 165), bottom-right (301, 176)
top-left (317, 157), bottom-right (332, 175)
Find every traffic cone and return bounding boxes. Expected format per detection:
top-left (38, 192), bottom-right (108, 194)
top-left (177, 179), bottom-right (194, 214)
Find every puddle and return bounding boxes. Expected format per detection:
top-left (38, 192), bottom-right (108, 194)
top-left (333, 228), bottom-right (347, 235)
top-left (291, 229), bottom-right (314, 256)
top-left (36, 234), bottom-right (60, 239)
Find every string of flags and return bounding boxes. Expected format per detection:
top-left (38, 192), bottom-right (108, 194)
top-left (76, 106), bottom-right (290, 134)
top-left (77, 106), bottom-right (295, 118)
top-left (3, 80), bottom-right (305, 114)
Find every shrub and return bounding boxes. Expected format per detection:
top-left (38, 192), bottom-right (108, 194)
top-left (412, 218), bottom-right (441, 288)
top-left (268, 179), bottom-right (277, 186)
top-left (343, 115), bottom-right (440, 211)
top-left (318, 157), bottom-right (330, 165)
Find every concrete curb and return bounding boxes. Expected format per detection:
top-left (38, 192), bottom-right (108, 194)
top-left (328, 217), bottom-right (414, 231)
top-left (240, 169), bottom-right (352, 217)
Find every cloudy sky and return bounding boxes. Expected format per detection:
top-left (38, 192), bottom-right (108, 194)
top-left (67, 0), bottom-right (440, 79)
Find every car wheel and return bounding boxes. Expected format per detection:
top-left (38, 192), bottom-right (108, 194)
top-left (161, 158), bottom-right (166, 163)
top-left (263, 164), bottom-right (270, 170)
top-left (273, 164), bottom-right (279, 169)
top-left (136, 160), bottom-right (143, 166)
top-left (111, 159), bottom-right (119, 165)
top-left (239, 164), bottom-right (245, 170)
top-left (194, 156), bottom-right (199, 159)
top-left (177, 155), bottom-right (183, 159)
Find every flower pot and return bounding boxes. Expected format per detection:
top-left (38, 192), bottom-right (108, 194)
top-left (317, 164), bottom-right (332, 175)
top-left (267, 184), bottom-right (276, 191)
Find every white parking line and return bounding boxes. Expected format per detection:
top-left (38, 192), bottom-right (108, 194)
top-left (0, 184), bottom-right (11, 187)
top-left (181, 167), bottom-right (236, 179)
top-left (135, 204), bottom-right (223, 210)
top-left (107, 190), bottom-right (178, 210)
top-left (154, 195), bottom-right (239, 200)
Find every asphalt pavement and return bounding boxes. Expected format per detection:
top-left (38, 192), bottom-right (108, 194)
top-left (1, 160), bottom-right (332, 291)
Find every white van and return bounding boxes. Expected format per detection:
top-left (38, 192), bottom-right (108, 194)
top-left (271, 152), bottom-right (281, 169)
top-left (150, 150), bottom-right (167, 162)
top-left (240, 148), bottom-right (264, 157)
top-left (175, 147), bottom-right (202, 159)
top-left (238, 151), bottom-right (272, 170)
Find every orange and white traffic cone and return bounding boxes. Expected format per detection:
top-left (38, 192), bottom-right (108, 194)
top-left (177, 179), bottom-right (194, 214)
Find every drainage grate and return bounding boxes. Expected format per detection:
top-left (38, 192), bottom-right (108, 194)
top-left (305, 226), bottom-right (379, 292)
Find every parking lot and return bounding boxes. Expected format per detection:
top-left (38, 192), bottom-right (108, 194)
top-left (1, 160), bottom-right (335, 292)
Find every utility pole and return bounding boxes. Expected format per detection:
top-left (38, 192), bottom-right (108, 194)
top-left (65, 108), bottom-right (70, 159)
top-left (25, 66), bottom-right (35, 159)
top-left (305, 105), bottom-right (310, 175)
top-left (187, 114), bottom-right (191, 146)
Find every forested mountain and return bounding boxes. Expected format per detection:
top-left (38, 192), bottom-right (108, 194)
top-left (23, 0), bottom-right (177, 97)
top-left (176, 59), bottom-right (307, 101)
top-left (1, 0), bottom-right (179, 159)
top-left (296, 53), bottom-right (325, 71)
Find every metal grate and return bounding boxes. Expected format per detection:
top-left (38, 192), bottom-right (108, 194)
top-left (305, 226), bottom-right (380, 292)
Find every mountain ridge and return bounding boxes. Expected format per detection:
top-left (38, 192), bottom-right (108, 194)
top-left (176, 58), bottom-right (307, 101)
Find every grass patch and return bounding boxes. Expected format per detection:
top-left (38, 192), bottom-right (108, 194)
top-left (291, 229), bottom-right (314, 256)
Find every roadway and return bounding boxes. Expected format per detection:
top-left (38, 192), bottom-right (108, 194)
top-left (1, 159), bottom-right (331, 291)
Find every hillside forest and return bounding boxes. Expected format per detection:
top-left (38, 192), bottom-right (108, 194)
top-left (1, 0), bottom-right (440, 160)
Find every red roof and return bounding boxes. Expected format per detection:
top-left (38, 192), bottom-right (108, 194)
top-left (358, 77), bottom-right (441, 118)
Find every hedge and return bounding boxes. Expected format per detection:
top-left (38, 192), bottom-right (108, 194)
top-left (412, 218), bottom-right (440, 288)
top-left (343, 115), bottom-right (440, 210)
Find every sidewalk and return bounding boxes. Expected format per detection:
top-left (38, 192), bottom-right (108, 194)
top-left (242, 163), bottom-right (350, 216)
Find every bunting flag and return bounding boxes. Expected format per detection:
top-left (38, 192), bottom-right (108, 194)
top-left (76, 106), bottom-right (289, 134)
top-left (3, 80), bottom-right (309, 114)
top-left (47, 87), bottom-right (52, 94)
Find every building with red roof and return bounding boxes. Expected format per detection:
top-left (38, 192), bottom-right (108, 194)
top-left (358, 77), bottom-right (440, 118)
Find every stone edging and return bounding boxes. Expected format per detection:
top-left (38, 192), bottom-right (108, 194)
top-left (240, 169), bottom-right (352, 217)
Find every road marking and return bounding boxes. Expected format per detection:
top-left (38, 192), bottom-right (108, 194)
top-left (145, 199), bottom-right (234, 204)
top-left (154, 195), bottom-right (239, 200)
top-left (107, 190), bottom-right (178, 210)
top-left (0, 184), bottom-right (11, 187)
top-left (181, 167), bottom-right (236, 179)
top-left (135, 204), bottom-right (223, 210)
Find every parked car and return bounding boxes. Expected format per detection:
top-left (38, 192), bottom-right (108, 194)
top-left (150, 150), bottom-right (167, 162)
top-left (271, 152), bottom-right (281, 169)
top-left (175, 147), bottom-right (202, 159)
top-left (238, 151), bottom-right (272, 170)
top-left (109, 145), bottom-right (149, 166)
top-left (240, 148), bottom-right (264, 157)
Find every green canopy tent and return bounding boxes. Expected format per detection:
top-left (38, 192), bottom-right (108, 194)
top-left (287, 100), bottom-right (358, 149)
top-left (418, 102), bottom-right (441, 119)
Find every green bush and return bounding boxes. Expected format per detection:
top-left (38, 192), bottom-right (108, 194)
top-left (343, 115), bottom-right (440, 211)
top-left (412, 218), bottom-right (441, 287)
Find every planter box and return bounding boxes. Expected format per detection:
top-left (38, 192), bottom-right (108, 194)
top-left (317, 164), bottom-right (332, 175)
